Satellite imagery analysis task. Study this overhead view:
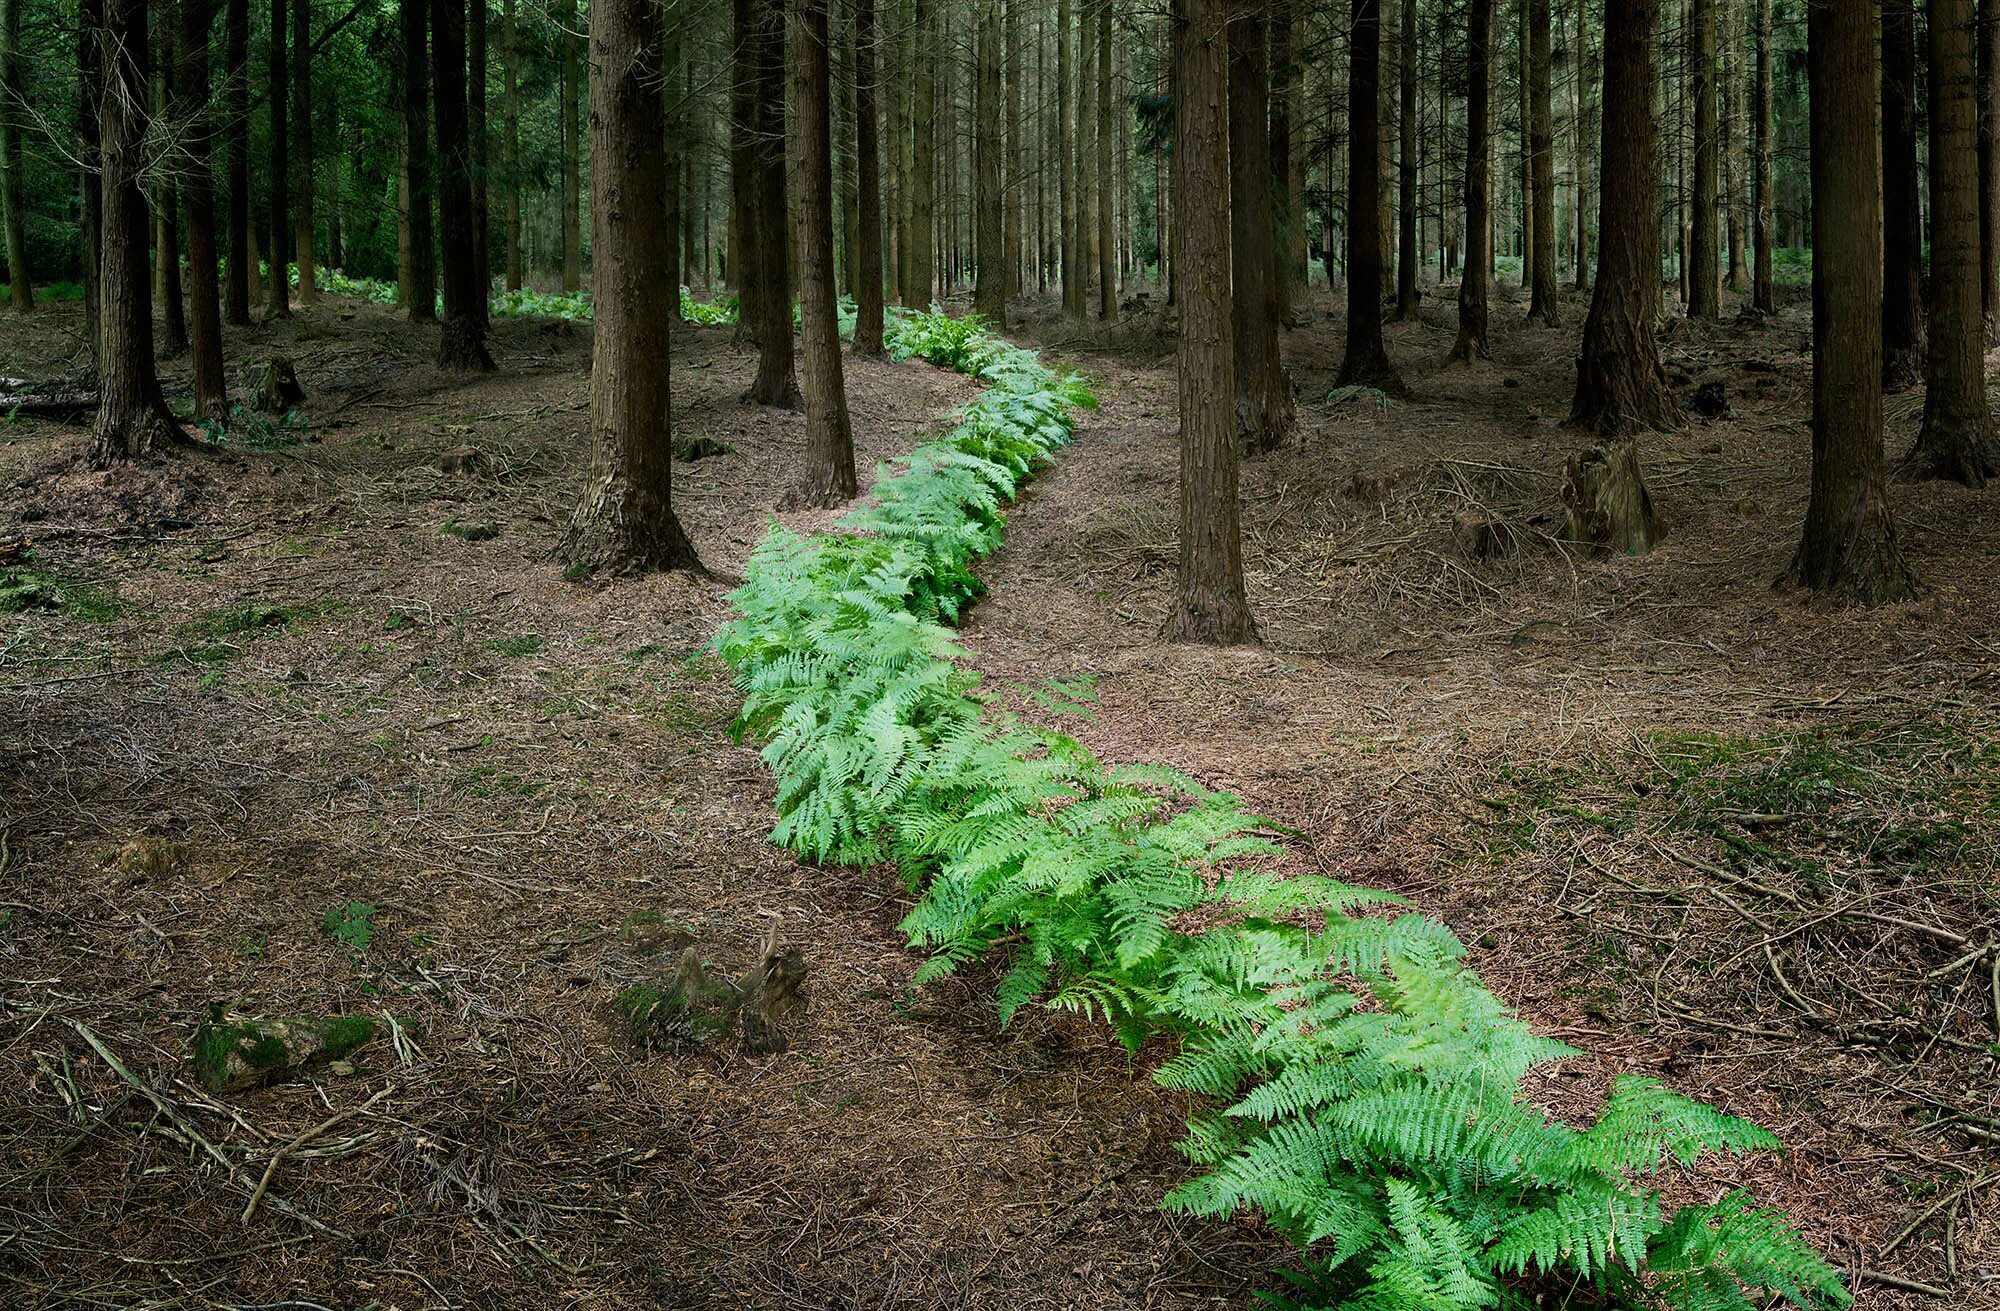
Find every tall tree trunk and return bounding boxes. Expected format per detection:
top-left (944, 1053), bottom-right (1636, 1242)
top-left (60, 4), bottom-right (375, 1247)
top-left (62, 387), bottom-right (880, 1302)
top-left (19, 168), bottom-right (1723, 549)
top-left (1750, 0), bottom-right (1771, 311)
top-left (79, 0), bottom-right (103, 352)
top-left (433, 0), bottom-right (492, 369)
top-left (503, 0), bottom-right (521, 289)
top-left (469, 0), bottom-right (487, 301)
top-left (561, 0), bottom-right (581, 291)
top-left (266, 0), bottom-right (289, 317)
top-left (180, 0), bottom-right (226, 420)
top-left (1571, 0), bottom-right (1591, 287)
top-left (1687, 0), bottom-right (1718, 316)
top-left (1057, 0), bottom-right (1081, 316)
top-left (730, 0), bottom-right (757, 329)
top-left (90, 0), bottom-right (181, 465)
top-left (403, 0), bottom-right (435, 321)
top-left (1787, 0), bottom-right (1913, 603)
top-left (853, 0), bottom-right (885, 353)
top-left (1447, 0), bottom-right (1492, 361)
top-left (908, 0), bottom-right (936, 306)
top-left (292, 0), bottom-right (315, 303)
top-left (974, 0), bottom-right (1006, 322)
top-left (1569, 0), bottom-right (1677, 433)
top-left (744, 0), bottom-right (799, 404)
top-left (1268, 0), bottom-right (1298, 320)
top-left (1882, 0), bottom-right (1925, 389)
top-left (562, 0), bottom-right (699, 573)
top-left (1229, 0), bottom-right (1290, 450)
top-left (1095, 0), bottom-right (1115, 319)
top-left (1338, 0), bottom-right (1402, 391)
top-left (1723, 0), bottom-right (1748, 289)
top-left (1394, 0), bottom-right (1418, 318)
top-left (1170, 0), bottom-right (1256, 645)
top-left (224, 0), bottom-right (249, 323)
top-left (0, 0), bottom-right (30, 309)
top-left (1525, 0), bottom-right (1557, 323)
top-left (1903, 0), bottom-right (1998, 485)
top-left (1981, 0), bottom-right (1999, 333)
top-left (153, 17), bottom-right (189, 355)
top-left (790, 0), bottom-right (860, 507)
top-left (1004, 0), bottom-right (1021, 295)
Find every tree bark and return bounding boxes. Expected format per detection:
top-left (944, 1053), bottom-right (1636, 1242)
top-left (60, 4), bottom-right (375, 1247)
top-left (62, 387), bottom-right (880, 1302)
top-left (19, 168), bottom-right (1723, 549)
top-left (503, 0), bottom-right (521, 290)
top-left (1882, 0), bottom-right (1925, 389)
top-left (266, 0), bottom-right (289, 317)
top-left (561, 0), bottom-right (581, 291)
top-left (1057, 0), bottom-right (1081, 316)
top-left (469, 0), bottom-right (487, 301)
top-left (1, 0), bottom-right (30, 309)
top-left (79, 0), bottom-right (103, 352)
top-left (974, 0), bottom-right (1006, 323)
top-left (180, 0), bottom-right (227, 421)
top-left (1394, 0), bottom-right (1417, 319)
top-left (1525, 0), bottom-right (1557, 323)
top-left (908, 0), bottom-right (936, 306)
top-left (1268, 0), bottom-right (1299, 320)
top-left (1170, 0), bottom-right (1256, 644)
top-left (1095, 0), bottom-right (1115, 319)
top-left (853, 0), bottom-right (885, 354)
top-left (292, 0), bottom-right (316, 303)
top-left (1750, 0), bottom-right (1772, 312)
top-left (742, 0), bottom-right (798, 405)
top-left (1448, 0), bottom-right (1492, 362)
top-left (1337, 0), bottom-right (1402, 392)
top-left (1229, 0), bottom-right (1290, 451)
top-left (402, 0), bottom-right (435, 321)
top-left (1786, 0), bottom-right (1913, 604)
top-left (1981, 0), bottom-right (1999, 333)
top-left (562, 0), bottom-right (699, 573)
top-left (1903, 0), bottom-right (1998, 485)
top-left (224, 0), bottom-right (250, 323)
top-left (153, 17), bottom-right (189, 355)
top-left (433, 0), bottom-right (493, 370)
top-left (789, 0), bottom-right (859, 507)
top-left (1569, 0), bottom-right (1678, 435)
top-left (90, 0), bottom-right (182, 465)
top-left (1687, 0), bottom-right (1718, 317)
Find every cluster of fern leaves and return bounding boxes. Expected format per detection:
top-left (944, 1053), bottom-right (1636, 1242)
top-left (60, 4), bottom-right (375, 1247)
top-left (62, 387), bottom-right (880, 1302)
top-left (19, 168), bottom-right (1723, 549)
top-left (714, 309), bottom-right (1847, 1311)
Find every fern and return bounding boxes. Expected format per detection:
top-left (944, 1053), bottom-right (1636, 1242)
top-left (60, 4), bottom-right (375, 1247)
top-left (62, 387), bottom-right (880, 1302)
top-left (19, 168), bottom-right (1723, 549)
top-left (713, 309), bottom-right (1846, 1311)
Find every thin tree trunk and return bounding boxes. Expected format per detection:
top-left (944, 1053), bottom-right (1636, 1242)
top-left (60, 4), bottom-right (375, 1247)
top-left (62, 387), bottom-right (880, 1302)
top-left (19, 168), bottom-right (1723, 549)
top-left (1687, 0), bottom-right (1718, 316)
top-left (1095, 0), bottom-right (1115, 319)
top-left (1058, 0), bottom-right (1080, 315)
top-left (1981, 0), bottom-right (1999, 333)
top-left (744, 0), bottom-right (798, 404)
top-left (469, 0), bottom-right (487, 301)
top-left (975, 0), bottom-right (1006, 322)
top-left (1170, 0), bottom-right (1255, 645)
top-left (1904, 0), bottom-right (1998, 485)
top-left (266, 0), bottom-right (289, 316)
top-left (503, 0), bottom-right (521, 289)
top-left (403, 0), bottom-right (435, 321)
top-left (1004, 0), bottom-right (1021, 296)
top-left (908, 0), bottom-right (936, 306)
top-left (433, 0), bottom-right (492, 369)
top-left (1571, 0), bottom-right (1590, 288)
top-left (562, 0), bottom-right (699, 573)
top-left (790, 0), bottom-right (859, 507)
top-left (561, 0), bottom-right (581, 291)
top-left (1751, 0), bottom-right (1771, 311)
top-left (224, 0), bottom-right (249, 322)
top-left (90, 0), bottom-right (181, 465)
top-left (1229, 0), bottom-right (1289, 449)
top-left (292, 0), bottom-right (316, 303)
top-left (79, 0), bottom-right (103, 352)
top-left (180, 0), bottom-right (226, 420)
top-left (153, 17), bottom-right (189, 356)
top-left (1786, 0), bottom-right (1912, 603)
top-left (1338, 0), bottom-right (1402, 391)
top-left (853, 0), bottom-right (885, 353)
top-left (1882, 0), bottom-right (1925, 389)
top-left (1448, 0), bottom-right (1492, 361)
top-left (1394, 0), bottom-right (1418, 319)
top-left (1524, 0), bottom-right (1557, 322)
top-left (1268, 0), bottom-right (1299, 319)
top-left (1, 0), bottom-right (31, 309)
top-left (1569, 0), bottom-right (1677, 434)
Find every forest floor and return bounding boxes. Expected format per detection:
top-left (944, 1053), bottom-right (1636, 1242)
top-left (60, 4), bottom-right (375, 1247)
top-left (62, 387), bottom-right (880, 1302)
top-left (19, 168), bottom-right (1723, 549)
top-left (0, 282), bottom-right (1995, 1311)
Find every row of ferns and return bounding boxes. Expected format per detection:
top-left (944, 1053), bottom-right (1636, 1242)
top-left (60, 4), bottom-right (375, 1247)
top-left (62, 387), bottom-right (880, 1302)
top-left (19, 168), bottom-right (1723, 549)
top-left (710, 309), bottom-right (1849, 1311)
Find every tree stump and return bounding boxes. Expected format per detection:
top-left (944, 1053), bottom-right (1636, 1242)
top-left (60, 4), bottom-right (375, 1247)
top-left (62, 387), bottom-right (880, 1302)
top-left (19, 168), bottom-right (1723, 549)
top-left (191, 1007), bottom-right (377, 1091)
top-left (1562, 440), bottom-right (1660, 556)
top-left (616, 921), bottom-right (807, 1055)
top-left (256, 357), bottom-right (307, 413)
top-left (437, 445), bottom-right (485, 476)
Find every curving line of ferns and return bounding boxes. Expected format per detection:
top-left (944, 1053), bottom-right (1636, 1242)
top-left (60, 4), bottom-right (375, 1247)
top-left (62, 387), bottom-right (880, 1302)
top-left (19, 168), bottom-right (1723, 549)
top-left (713, 309), bottom-right (1848, 1311)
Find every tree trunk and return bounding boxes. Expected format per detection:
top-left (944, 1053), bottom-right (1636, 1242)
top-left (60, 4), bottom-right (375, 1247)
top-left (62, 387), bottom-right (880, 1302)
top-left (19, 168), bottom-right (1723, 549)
top-left (974, 0), bottom-right (1006, 323)
top-left (79, 0), bottom-right (103, 354)
top-left (1751, 0), bottom-right (1772, 312)
top-left (908, 0), bottom-right (936, 307)
top-left (562, 0), bottom-right (699, 574)
top-left (1058, 0), bottom-right (1081, 316)
top-left (789, 0), bottom-right (860, 508)
top-left (1569, 0), bottom-right (1678, 435)
top-left (853, 0), bottom-right (885, 354)
top-left (1, 0), bottom-right (30, 309)
top-left (224, 0), bottom-right (250, 323)
top-left (1338, 0), bottom-right (1402, 391)
top-left (402, 0), bottom-right (435, 322)
top-left (503, 0), bottom-right (521, 290)
top-left (744, 0), bottom-right (798, 405)
top-left (292, 0), bottom-right (316, 304)
top-left (1571, 0), bottom-right (1591, 288)
top-left (1004, 0), bottom-right (1021, 295)
top-left (1787, 0), bottom-right (1914, 603)
top-left (1687, 0), bottom-right (1718, 317)
top-left (266, 0), bottom-right (289, 317)
top-left (1268, 0), bottom-right (1298, 321)
top-left (1229, 0), bottom-right (1290, 451)
top-left (469, 0), bottom-right (487, 301)
top-left (1903, 0), bottom-right (1998, 485)
top-left (1981, 0), bottom-right (1999, 334)
top-left (1525, 0), bottom-right (1557, 323)
top-left (561, 0), bottom-right (581, 291)
top-left (1170, 0), bottom-right (1256, 645)
top-left (1095, 0), bottom-right (1115, 319)
top-left (730, 0), bottom-right (757, 332)
top-left (1882, 0), bottom-right (1925, 389)
top-left (180, 0), bottom-right (227, 421)
top-left (1394, 0), bottom-right (1418, 319)
top-left (1447, 0), bottom-right (1492, 362)
top-left (90, 0), bottom-right (181, 466)
top-left (433, 0), bottom-right (493, 370)
top-left (153, 16), bottom-right (189, 356)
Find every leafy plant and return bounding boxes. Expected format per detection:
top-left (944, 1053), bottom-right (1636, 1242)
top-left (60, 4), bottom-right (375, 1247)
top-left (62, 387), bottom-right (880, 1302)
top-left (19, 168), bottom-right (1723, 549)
top-left (321, 901), bottom-right (378, 953)
top-left (200, 404), bottom-right (310, 449)
top-left (714, 310), bottom-right (1843, 1311)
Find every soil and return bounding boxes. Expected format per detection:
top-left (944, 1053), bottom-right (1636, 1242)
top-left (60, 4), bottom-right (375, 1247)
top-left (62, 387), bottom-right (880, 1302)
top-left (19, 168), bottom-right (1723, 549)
top-left (1, 282), bottom-right (1995, 1310)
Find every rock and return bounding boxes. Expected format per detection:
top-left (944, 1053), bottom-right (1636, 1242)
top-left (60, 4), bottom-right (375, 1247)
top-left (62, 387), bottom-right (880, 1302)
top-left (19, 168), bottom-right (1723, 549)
top-left (192, 1007), bottom-right (377, 1092)
top-left (255, 357), bottom-right (306, 414)
top-left (437, 445), bottom-right (485, 476)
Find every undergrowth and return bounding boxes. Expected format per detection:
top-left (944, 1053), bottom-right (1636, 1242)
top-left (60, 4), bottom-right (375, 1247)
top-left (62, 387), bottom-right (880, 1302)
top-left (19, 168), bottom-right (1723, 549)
top-left (714, 310), bottom-right (1846, 1311)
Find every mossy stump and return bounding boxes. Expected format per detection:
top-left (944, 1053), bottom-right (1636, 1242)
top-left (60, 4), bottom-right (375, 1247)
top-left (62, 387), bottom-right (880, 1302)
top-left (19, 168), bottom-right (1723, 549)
top-left (192, 1007), bottom-right (377, 1092)
top-left (616, 923), bottom-right (806, 1055)
top-left (256, 357), bottom-right (307, 414)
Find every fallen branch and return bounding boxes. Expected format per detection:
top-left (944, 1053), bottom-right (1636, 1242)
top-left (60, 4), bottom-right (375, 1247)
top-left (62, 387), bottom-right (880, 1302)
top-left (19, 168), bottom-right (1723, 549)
top-left (242, 1084), bottom-right (396, 1222)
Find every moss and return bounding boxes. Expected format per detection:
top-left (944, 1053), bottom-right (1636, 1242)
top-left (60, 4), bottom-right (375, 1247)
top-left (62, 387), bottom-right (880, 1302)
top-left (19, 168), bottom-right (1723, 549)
top-left (318, 1014), bottom-right (377, 1058)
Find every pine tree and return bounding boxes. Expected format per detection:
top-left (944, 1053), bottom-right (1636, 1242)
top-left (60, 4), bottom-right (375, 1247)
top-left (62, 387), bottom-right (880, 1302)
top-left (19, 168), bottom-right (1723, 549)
top-left (1447, 0), bottom-right (1492, 362)
top-left (1338, 0), bottom-right (1402, 392)
top-left (791, 0), bottom-right (861, 506)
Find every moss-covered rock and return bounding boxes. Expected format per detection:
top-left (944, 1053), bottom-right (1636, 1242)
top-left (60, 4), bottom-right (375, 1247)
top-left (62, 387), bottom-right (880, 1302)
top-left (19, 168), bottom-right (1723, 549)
top-left (192, 1006), bottom-right (378, 1092)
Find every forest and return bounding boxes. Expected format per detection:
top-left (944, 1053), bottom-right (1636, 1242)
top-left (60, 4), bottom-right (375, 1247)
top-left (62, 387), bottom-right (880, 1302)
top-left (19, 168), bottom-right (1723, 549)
top-left (0, 0), bottom-right (1997, 1306)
